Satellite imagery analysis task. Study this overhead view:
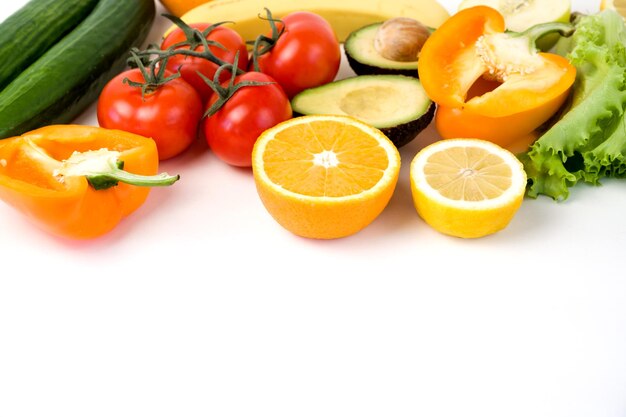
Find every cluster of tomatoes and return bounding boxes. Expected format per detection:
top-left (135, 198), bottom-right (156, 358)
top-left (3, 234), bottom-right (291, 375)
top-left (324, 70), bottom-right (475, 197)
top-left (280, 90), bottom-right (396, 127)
top-left (96, 10), bottom-right (341, 167)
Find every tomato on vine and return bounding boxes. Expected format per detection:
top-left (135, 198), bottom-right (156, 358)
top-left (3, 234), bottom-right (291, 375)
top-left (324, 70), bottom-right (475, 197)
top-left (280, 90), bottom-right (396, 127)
top-left (97, 52), bottom-right (203, 161)
top-left (200, 56), bottom-right (292, 167)
top-left (249, 9), bottom-right (341, 98)
top-left (160, 16), bottom-right (249, 102)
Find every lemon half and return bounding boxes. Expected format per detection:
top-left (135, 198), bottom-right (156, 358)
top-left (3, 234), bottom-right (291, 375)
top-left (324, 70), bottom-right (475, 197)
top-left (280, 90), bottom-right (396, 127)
top-left (410, 138), bottom-right (527, 238)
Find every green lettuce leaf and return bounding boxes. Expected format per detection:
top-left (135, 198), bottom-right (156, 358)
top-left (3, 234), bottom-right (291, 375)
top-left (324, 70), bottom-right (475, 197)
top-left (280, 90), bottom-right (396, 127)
top-left (521, 10), bottom-right (626, 200)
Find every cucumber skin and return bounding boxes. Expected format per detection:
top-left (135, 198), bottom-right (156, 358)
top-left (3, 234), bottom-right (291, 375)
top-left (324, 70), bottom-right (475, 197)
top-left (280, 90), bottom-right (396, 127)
top-left (0, 0), bottom-right (156, 139)
top-left (0, 0), bottom-right (100, 91)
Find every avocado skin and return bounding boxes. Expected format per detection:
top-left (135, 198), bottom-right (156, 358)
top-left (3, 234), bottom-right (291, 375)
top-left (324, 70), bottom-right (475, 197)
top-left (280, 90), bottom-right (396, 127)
top-left (293, 102), bottom-right (435, 149)
top-left (344, 22), bottom-right (424, 78)
top-left (345, 49), bottom-right (420, 78)
top-left (380, 101), bottom-right (435, 148)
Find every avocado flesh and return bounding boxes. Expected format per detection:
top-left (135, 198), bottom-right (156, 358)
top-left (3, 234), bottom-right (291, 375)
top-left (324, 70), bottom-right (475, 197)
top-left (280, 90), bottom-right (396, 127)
top-left (291, 75), bottom-right (434, 148)
top-left (344, 23), bottom-right (419, 77)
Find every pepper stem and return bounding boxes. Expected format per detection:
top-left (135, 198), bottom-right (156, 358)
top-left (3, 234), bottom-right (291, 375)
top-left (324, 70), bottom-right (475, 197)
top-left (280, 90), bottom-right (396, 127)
top-left (512, 21), bottom-right (575, 51)
top-left (87, 162), bottom-right (180, 190)
top-left (56, 149), bottom-right (180, 191)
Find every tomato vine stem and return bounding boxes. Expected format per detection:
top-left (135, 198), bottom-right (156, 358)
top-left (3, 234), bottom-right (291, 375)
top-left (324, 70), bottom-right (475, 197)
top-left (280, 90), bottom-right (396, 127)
top-left (123, 50), bottom-right (181, 99)
top-left (127, 13), bottom-right (245, 90)
top-left (198, 52), bottom-right (276, 118)
top-left (248, 8), bottom-right (285, 72)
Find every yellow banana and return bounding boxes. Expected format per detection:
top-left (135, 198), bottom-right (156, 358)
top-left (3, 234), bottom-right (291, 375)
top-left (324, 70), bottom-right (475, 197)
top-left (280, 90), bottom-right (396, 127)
top-left (166, 0), bottom-right (450, 42)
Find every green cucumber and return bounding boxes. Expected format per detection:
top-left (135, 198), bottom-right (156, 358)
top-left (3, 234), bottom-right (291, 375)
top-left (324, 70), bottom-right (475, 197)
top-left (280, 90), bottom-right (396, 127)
top-left (0, 0), bottom-right (156, 139)
top-left (0, 0), bottom-right (100, 91)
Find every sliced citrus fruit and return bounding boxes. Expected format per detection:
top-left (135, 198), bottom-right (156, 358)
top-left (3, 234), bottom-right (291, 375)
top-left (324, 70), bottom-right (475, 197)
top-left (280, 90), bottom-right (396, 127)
top-left (252, 114), bottom-right (401, 239)
top-left (158, 0), bottom-right (208, 17)
top-left (410, 138), bottom-right (527, 238)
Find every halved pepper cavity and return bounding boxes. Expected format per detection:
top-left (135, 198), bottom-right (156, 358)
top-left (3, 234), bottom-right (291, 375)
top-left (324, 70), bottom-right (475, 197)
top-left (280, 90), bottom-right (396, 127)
top-left (417, 5), bottom-right (576, 148)
top-left (0, 125), bottom-right (179, 239)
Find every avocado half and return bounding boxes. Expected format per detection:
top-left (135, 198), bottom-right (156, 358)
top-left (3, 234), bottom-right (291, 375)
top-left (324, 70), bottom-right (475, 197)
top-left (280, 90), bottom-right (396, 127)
top-left (344, 23), bottom-right (420, 77)
top-left (291, 74), bottom-right (435, 148)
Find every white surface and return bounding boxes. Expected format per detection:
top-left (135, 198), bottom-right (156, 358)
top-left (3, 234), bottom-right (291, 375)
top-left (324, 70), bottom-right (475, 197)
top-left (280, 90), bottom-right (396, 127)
top-left (1, 0), bottom-right (625, 416)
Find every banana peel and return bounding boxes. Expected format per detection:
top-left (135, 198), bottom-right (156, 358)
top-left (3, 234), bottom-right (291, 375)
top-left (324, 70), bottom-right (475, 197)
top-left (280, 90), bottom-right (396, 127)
top-left (165, 0), bottom-right (450, 43)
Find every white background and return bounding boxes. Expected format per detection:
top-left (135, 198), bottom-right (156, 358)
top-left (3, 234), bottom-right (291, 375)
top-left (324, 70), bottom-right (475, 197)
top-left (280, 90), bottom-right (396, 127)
top-left (1, 0), bottom-right (625, 416)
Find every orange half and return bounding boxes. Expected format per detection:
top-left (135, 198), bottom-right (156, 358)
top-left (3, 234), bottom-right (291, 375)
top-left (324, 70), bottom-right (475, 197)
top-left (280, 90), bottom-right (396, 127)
top-left (252, 115), bottom-right (401, 239)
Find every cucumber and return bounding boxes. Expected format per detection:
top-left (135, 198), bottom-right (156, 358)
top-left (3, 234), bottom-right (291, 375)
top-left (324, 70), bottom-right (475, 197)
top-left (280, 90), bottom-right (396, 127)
top-left (0, 0), bottom-right (156, 139)
top-left (0, 0), bottom-right (100, 91)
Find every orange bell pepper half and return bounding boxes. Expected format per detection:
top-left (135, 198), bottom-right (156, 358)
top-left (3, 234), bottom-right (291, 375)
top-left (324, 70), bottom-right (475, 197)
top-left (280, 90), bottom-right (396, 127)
top-left (417, 5), bottom-right (576, 118)
top-left (0, 125), bottom-right (179, 239)
top-left (435, 105), bottom-right (541, 153)
top-left (434, 77), bottom-right (571, 150)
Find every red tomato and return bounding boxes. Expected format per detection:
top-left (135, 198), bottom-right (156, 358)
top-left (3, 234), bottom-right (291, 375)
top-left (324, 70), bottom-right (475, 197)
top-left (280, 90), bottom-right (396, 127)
top-left (97, 68), bottom-right (203, 160)
top-left (202, 72), bottom-right (292, 167)
top-left (161, 23), bottom-right (248, 103)
top-left (252, 11), bottom-right (341, 98)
